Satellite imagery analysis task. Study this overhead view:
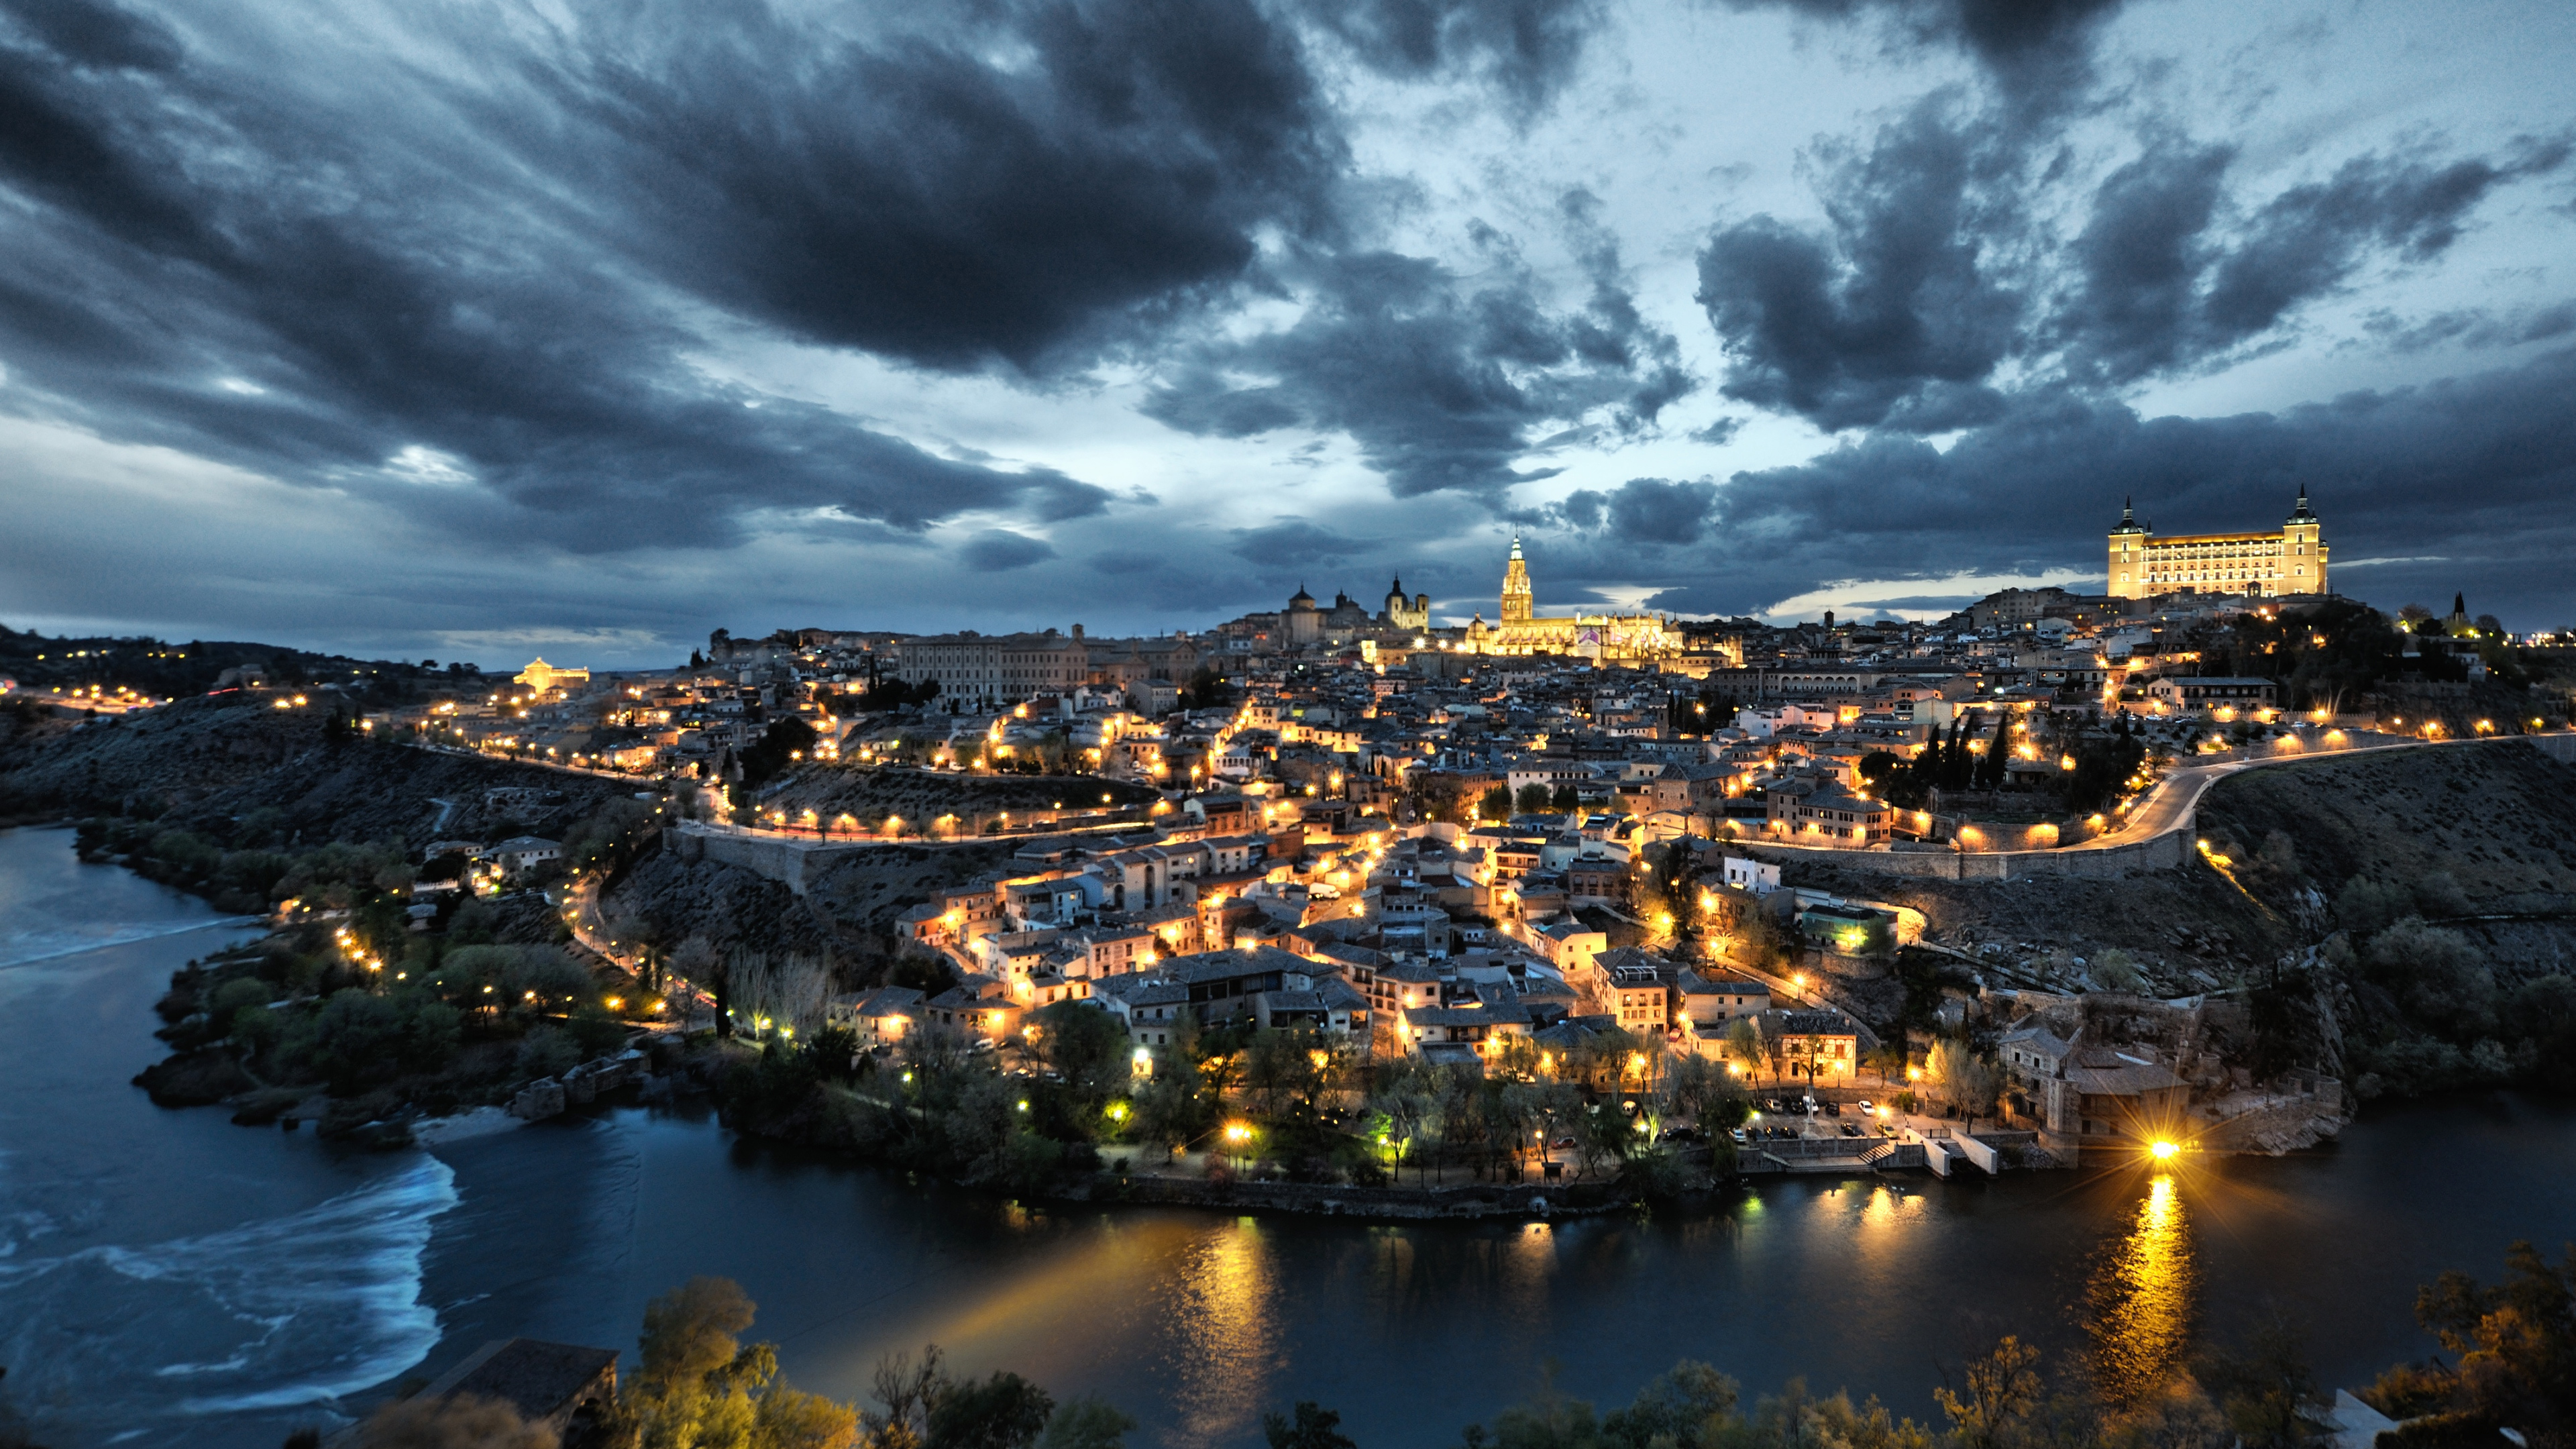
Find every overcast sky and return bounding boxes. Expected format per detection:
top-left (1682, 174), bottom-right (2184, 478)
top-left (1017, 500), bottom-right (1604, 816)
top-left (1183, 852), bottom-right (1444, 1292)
top-left (3, 0), bottom-right (2572, 667)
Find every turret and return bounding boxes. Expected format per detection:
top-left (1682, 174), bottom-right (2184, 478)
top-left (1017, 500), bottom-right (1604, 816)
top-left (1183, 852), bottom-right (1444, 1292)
top-left (2106, 497), bottom-right (2149, 600)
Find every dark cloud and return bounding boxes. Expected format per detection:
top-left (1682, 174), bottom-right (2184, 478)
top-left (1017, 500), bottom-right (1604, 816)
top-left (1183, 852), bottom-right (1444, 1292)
top-left (2051, 138), bottom-right (2233, 382)
top-left (958, 530), bottom-right (1057, 572)
top-left (1664, 345), bottom-right (2576, 624)
top-left (1552, 477), bottom-right (1721, 545)
top-left (0, 2), bottom-right (1135, 552)
top-left (1695, 96), bottom-right (2020, 433)
top-left (1228, 519), bottom-right (1370, 564)
top-left (0, 0), bottom-right (179, 71)
top-left (555, 0), bottom-right (1347, 373)
top-left (1688, 416), bottom-right (1747, 445)
top-left (2200, 146), bottom-right (2567, 342)
top-left (1298, 0), bottom-right (1607, 109)
top-left (2057, 142), bottom-right (2569, 383)
top-left (1697, 87), bottom-right (2567, 429)
top-left (1722, 0), bottom-right (2127, 116)
top-left (2360, 301), bottom-right (2576, 355)
top-left (1147, 196), bottom-right (1695, 498)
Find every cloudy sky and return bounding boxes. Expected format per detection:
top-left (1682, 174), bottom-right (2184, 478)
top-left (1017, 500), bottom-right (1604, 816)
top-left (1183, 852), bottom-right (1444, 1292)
top-left (3, 0), bottom-right (2572, 666)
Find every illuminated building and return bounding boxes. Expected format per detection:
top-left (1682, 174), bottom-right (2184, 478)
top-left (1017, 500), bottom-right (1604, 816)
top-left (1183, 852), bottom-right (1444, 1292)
top-left (1462, 533), bottom-right (1683, 662)
top-left (2106, 490), bottom-right (2328, 600)
top-left (513, 657), bottom-right (591, 693)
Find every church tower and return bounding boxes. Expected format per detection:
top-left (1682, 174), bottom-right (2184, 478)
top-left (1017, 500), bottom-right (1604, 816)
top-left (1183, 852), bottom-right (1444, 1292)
top-left (1501, 533), bottom-right (1533, 624)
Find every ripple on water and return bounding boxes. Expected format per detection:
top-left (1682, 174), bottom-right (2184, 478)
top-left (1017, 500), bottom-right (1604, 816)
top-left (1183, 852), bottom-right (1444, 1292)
top-left (0, 1157), bottom-right (459, 1432)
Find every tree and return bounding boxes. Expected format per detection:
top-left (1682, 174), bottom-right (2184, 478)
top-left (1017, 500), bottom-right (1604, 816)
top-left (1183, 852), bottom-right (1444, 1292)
top-left (1479, 785), bottom-right (1513, 822)
top-left (1550, 784), bottom-right (1580, 813)
top-left (1974, 712), bottom-right (2010, 790)
top-left (2408, 1239), bottom-right (2576, 1442)
top-left (928, 1372), bottom-right (1055, 1449)
top-left (1935, 1337), bottom-right (2043, 1449)
top-left (1032, 999), bottom-right (1134, 1103)
top-left (351, 1393), bottom-right (555, 1448)
top-left (1726, 1017), bottom-right (1764, 1082)
top-left (1517, 784), bottom-right (1555, 814)
top-left (1133, 1050), bottom-right (1210, 1157)
top-left (629, 1275), bottom-right (861, 1449)
top-left (1263, 1402), bottom-right (1356, 1449)
top-left (1040, 1399), bottom-right (1137, 1449)
top-left (2194, 1311), bottom-right (2316, 1449)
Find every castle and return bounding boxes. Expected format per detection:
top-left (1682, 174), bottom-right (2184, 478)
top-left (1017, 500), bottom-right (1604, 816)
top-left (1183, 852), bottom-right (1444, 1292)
top-left (2107, 490), bottom-right (2329, 601)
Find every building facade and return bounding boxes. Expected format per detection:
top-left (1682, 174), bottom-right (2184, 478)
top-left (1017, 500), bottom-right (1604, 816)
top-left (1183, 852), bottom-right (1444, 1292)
top-left (2106, 491), bottom-right (2328, 601)
top-left (1464, 534), bottom-right (1682, 662)
top-left (892, 631), bottom-right (1089, 704)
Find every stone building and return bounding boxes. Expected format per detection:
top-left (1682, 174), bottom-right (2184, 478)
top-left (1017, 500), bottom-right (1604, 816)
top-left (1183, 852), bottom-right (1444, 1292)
top-left (1462, 533), bottom-right (1682, 663)
top-left (2106, 490), bottom-right (2329, 601)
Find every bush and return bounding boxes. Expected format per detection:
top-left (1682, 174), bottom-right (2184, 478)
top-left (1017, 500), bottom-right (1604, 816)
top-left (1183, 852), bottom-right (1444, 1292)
top-left (516, 1028), bottom-right (582, 1081)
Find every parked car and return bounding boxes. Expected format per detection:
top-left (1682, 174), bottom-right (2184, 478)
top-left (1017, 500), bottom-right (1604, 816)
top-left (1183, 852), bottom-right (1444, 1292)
top-left (1730, 1128), bottom-right (1749, 1144)
top-left (1839, 1122), bottom-right (1863, 1138)
top-left (1821, 1099), bottom-right (1841, 1117)
top-left (1856, 1099), bottom-right (1874, 1112)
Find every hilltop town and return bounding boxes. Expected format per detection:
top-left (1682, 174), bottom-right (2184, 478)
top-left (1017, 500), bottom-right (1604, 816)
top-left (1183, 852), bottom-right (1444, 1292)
top-left (8, 496), bottom-right (2576, 1193)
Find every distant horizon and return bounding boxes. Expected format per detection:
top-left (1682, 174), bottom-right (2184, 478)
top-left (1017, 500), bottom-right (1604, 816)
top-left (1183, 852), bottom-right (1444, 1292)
top-left (6, 571), bottom-right (2522, 678)
top-left (3, 1), bottom-right (2570, 667)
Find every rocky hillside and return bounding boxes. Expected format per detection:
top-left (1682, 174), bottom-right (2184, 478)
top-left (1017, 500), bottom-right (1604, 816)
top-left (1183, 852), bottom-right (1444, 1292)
top-left (1778, 739), bottom-right (2576, 1099)
top-left (0, 693), bottom-right (637, 846)
top-left (2198, 740), bottom-right (2576, 916)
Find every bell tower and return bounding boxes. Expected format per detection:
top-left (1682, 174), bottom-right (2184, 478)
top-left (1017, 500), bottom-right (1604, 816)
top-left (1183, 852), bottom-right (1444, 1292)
top-left (1501, 532), bottom-right (1533, 624)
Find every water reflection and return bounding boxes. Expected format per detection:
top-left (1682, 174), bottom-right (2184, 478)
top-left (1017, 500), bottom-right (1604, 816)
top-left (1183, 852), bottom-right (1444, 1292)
top-left (1165, 1218), bottom-right (1279, 1448)
top-left (2087, 1174), bottom-right (2197, 1404)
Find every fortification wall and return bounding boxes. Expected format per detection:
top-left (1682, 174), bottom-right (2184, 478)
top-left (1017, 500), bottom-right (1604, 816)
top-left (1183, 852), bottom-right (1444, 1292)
top-left (1735, 826), bottom-right (2190, 881)
top-left (669, 824), bottom-right (870, 896)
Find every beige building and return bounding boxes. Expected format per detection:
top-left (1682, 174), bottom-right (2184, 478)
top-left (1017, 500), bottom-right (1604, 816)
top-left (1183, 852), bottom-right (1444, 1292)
top-left (513, 658), bottom-right (590, 694)
top-left (893, 629), bottom-right (1088, 704)
top-left (2106, 490), bottom-right (2328, 601)
top-left (1463, 534), bottom-right (1682, 662)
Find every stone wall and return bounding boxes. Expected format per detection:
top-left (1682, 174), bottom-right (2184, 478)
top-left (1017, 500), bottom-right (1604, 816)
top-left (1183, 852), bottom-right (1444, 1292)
top-left (670, 822), bottom-right (873, 896)
top-left (1734, 826), bottom-right (2190, 881)
top-left (2200, 1088), bottom-right (2347, 1154)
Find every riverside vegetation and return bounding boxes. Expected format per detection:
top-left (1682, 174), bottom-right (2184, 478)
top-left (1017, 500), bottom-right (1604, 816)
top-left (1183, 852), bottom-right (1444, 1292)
top-left (3, 1236), bottom-right (2551, 1449)
top-left (108, 793), bottom-right (670, 1138)
top-left (705, 997), bottom-right (1770, 1202)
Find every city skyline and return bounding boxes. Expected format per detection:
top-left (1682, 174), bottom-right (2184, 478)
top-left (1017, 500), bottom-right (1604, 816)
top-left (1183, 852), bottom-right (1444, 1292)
top-left (3, 0), bottom-right (2573, 667)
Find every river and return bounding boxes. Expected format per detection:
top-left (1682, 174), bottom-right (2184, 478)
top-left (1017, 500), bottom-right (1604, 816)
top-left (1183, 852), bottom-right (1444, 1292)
top-left (1, 824), bottom-right (2571, 1449)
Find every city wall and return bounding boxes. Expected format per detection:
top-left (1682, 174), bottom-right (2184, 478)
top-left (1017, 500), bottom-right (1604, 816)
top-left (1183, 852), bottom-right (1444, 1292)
top-left (1734, 826), bottom-right (2190, 881)
top-left (669, 823), bottom-right (872, 897)
top-left (1735, 735), bottom-right (2571, 883)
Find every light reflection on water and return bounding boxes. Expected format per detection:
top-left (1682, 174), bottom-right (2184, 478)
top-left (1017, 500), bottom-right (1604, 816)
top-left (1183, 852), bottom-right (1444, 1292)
top-left (1165, 1218), bottom-right (1280, 1448)
top-left (2087, 1173), bottom-right (2196, 1404)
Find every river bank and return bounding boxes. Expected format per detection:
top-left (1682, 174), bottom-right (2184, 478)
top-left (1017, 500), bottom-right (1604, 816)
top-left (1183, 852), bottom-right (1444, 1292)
top-left (8, 821), bottom-right (2576, 1449)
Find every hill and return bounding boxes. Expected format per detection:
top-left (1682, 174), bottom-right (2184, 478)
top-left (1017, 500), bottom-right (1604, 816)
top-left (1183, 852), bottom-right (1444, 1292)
top-left (0, 692), bottom-right (637, 846)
